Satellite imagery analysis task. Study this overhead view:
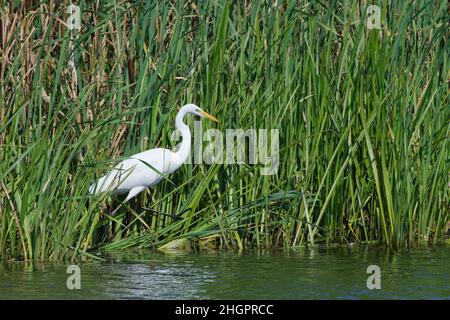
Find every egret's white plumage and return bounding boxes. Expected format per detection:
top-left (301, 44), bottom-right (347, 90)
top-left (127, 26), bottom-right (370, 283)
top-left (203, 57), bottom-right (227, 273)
top-left (89, 104), bottom-right (218, 203)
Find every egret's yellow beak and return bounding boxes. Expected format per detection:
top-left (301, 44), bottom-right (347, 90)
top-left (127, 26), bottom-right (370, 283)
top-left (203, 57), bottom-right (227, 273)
top-left (200, 110), bottom-right (219, 122)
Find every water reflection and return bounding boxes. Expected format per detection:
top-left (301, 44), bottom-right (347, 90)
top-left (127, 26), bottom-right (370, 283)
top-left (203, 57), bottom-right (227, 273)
top-left (100, 261), bottom-right (215, 299)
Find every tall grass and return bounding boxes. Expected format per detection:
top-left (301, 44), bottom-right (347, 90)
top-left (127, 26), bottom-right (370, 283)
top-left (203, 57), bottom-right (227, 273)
top-left (0, 0), bottom-right (448, 260)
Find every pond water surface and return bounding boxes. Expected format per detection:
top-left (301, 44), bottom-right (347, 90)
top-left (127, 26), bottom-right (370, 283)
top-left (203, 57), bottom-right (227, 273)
top-left (1, 246), bottom-right (449, 299)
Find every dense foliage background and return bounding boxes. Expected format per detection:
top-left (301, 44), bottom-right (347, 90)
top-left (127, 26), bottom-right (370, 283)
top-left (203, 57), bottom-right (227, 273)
top-left (0, 0), bottom-right (448, 260)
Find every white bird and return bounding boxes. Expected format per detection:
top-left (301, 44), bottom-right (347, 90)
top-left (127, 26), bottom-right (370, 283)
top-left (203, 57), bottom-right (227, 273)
top-left (89, 104), bottom-right (218, 206)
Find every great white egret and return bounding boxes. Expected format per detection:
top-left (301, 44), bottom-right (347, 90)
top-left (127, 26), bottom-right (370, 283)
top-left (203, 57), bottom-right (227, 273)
top-left (89, 104), bottom-right (218, 206)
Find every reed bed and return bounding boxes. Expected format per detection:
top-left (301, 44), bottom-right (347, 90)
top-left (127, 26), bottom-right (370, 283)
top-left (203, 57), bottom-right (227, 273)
top-left (0, 0), bottom-right (448, 260)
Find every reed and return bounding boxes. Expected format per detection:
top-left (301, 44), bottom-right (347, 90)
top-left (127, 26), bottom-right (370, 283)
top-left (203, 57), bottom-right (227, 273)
top-left (0, 0), bottom-right (448, 260)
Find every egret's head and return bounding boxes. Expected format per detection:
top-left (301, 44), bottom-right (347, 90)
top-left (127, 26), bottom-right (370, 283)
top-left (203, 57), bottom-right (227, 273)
top-left (183, 104), bottom-right (219, 122)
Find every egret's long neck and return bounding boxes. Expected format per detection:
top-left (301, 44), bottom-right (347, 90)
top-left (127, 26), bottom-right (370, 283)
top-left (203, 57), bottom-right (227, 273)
top-left (174, 110), bottom-right (191, 165)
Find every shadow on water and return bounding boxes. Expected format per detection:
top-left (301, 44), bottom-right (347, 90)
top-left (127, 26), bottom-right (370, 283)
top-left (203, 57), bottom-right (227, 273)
top-left (1, 245), bottom-right (449, 299)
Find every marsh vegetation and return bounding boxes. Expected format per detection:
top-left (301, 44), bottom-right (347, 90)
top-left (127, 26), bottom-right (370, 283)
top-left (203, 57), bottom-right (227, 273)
top-left (0, 0), bottom-right (448, 260)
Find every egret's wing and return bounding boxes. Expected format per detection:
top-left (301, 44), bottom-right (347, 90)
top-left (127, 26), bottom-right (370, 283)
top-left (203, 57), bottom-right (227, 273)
top-left (89, 160), bottom-right (137, 194)
top-left (113, 148), bottom-right (173, 191)
top-left (135, 158), bottom-right (176, 186)
top-left (90, 148), bottom-right (173, 195)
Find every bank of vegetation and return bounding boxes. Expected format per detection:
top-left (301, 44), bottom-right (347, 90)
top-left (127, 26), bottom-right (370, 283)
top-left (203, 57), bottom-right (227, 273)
top-left (0, 0), bottom-right (448, 260)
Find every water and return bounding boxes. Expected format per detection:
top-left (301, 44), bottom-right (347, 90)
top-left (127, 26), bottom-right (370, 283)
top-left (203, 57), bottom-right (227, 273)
top-left (1, 246), bottom-right (449, 299)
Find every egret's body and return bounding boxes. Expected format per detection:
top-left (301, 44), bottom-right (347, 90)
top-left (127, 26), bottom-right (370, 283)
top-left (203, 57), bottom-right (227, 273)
top-left (89, 148), bottom-right (175, 201)
top-left (89, 104), bottom-right (218, 203)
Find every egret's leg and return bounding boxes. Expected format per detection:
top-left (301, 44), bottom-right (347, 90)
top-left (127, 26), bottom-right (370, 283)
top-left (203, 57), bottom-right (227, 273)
top-left (125, 186), bottom-right (147, 203)
top-left (109, 204), bottom-right (123, 216)
top-left (109, 186), bottom-right (146, 215)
